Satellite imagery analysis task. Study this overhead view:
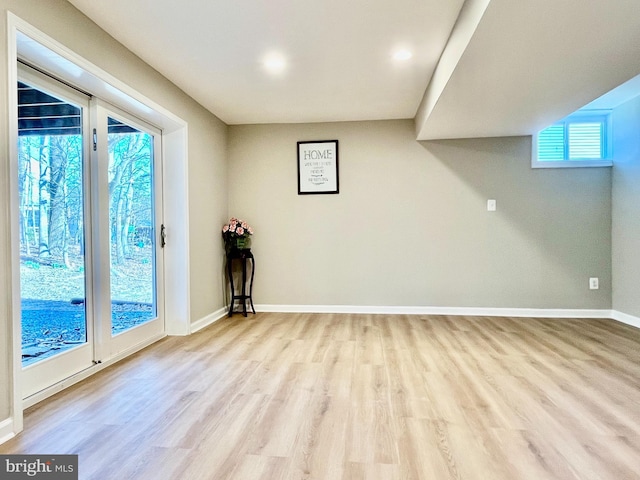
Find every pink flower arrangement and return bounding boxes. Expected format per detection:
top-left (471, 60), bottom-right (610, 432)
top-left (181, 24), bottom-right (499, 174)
top-left (222, 217), bottom-right (254, 252)
top-left (222, 217), bottom-right (254, 236)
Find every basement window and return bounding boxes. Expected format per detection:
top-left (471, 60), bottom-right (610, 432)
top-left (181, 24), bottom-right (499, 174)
top-left (532, 110), bottom-right (612, 168)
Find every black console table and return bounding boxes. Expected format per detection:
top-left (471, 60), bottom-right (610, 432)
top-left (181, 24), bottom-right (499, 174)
top-left (226, 249), bottom-right (255, 317)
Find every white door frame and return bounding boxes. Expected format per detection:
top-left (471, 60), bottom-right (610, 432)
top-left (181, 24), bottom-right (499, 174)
top-left (91, 99), bottom-right (165, 360)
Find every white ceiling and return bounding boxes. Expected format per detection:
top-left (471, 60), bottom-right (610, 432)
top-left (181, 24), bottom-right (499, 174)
top-left (67, 0), bottom-right (465, 125)
top-left (67, 0), bottom-right (640, 139)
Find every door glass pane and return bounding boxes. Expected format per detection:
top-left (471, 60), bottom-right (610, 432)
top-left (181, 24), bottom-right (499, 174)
top-left (108, 117), bottom-right (156, 335)
top-left (18, 81), bottom-right (87, 366)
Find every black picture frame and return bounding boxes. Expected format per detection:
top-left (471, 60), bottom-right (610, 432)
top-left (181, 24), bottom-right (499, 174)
top-left (297, 140), bottom-right (339, 195)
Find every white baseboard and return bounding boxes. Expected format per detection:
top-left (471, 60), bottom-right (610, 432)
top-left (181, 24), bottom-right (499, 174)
top-left (0, 418), bottom-right (15, 445)
top-left (610, 310), bottom-right (640, 329)
top-left (255, 304), bottom-right (612, 319)
top-left (190, 307), bottom-right (228, 333)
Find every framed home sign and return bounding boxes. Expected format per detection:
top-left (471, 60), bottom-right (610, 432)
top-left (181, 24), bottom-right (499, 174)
top-left (297, 140), bottom-right (339, 195)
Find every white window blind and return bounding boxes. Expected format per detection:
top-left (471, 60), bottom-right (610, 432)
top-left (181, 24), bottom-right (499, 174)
top-left (568, 122), bottom-right (602, 159)
top-left (537, 124), bottom-right (564, 161)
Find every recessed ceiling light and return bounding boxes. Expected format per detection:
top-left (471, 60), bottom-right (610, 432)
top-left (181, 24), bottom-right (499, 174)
top-left (393, 49), bottom-right (413, 61)
top-left (264, 53), bottom-right (287, 74)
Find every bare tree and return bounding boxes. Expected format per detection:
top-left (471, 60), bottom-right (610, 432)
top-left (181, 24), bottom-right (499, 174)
top-left (109, 132), bottom-right (152, 265)
top-left (48, 136), bottom-right (69, 263)
top-left (37, 136), bottom-right (51, 258)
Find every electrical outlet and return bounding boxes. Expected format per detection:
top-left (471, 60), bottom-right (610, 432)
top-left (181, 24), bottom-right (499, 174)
top-left (589, 277), bottom-right (599, 290)
top-left (487, 199), bottom-right (496, 211)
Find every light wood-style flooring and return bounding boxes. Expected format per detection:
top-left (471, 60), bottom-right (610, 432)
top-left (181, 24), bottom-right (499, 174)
top-left (2, 313), bottom-right (640, 479)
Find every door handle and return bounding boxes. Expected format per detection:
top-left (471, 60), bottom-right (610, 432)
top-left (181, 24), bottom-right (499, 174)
top-left (160, 224), bottom-right (166, 248)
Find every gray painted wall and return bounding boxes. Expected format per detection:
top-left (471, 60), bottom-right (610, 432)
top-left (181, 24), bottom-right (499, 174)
top-left (228, 120), bottom-right (612, 309)
top-left (0, 0), bottom-right (227, 431)
top-left (612, 95), bottom-right (640, 317)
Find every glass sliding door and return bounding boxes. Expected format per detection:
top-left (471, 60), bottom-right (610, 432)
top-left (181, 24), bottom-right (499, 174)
top-left (94, 103), bottom-right (164, 358)
top-left (17, 66), bottom-right (165, 400)
top-left (18, 67), bottom-right (94, 398)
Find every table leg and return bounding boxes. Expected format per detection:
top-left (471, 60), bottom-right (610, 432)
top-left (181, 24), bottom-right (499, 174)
top-left (241, 256), bottom-right (248, 317)
top-left (227, 256), bottom-right (234, 317)
top-left (249, 256), bottom-right (256, 314)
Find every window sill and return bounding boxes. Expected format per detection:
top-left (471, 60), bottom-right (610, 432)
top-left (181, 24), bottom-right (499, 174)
top-left (532, 159), bottom-right (613, 169)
